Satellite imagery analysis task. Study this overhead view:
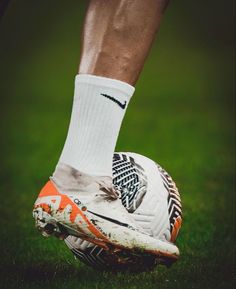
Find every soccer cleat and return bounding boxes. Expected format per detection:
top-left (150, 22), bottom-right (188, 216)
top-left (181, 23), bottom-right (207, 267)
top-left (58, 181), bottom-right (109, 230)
top-left (33, 164), bottom-right (179, 262)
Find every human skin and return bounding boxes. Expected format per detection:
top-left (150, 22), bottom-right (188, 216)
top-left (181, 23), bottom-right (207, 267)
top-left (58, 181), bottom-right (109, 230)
top-left (79, 0), bottom-right (170, 85)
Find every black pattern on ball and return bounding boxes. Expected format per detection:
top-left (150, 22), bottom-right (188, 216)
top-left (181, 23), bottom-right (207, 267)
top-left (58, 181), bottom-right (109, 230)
top-left (113, 153), bottom-right (147, 213)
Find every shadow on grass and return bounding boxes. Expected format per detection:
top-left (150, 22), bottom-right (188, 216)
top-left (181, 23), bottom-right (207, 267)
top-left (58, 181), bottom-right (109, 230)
top-left (0, 261), bottom-right (104, 283)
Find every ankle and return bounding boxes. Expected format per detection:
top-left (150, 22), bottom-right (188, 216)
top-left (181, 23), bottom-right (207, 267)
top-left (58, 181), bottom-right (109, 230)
top-left (52, 162), bottom-right (113, 193)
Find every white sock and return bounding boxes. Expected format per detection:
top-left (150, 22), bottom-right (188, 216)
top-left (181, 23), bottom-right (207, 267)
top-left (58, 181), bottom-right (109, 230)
top-left (58, 74), bottom-right (135, 177)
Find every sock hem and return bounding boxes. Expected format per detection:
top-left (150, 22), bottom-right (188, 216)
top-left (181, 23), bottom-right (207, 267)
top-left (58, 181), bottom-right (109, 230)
top-left (75, 74), bottom-right (135, 98)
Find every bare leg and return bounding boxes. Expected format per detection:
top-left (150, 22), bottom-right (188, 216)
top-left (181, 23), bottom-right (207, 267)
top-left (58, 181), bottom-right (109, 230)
top-left (79, 0), bottom-right (169, 85)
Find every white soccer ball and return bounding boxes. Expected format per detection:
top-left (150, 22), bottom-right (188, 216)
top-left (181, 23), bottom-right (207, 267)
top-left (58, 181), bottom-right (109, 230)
top-left (65, 152), bottom-right (182, 271)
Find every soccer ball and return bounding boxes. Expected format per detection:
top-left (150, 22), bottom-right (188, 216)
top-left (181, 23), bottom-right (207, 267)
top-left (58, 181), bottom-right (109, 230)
top-left (65, 152), bottom-right (182, 271)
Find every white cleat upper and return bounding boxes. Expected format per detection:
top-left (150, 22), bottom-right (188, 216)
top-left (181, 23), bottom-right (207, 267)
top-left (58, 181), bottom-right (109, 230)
top-left (33, 163), bottom-right (179, 259)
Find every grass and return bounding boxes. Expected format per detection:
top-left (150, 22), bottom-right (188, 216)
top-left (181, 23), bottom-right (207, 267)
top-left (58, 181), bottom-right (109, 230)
top-left (0, 1), bottom-right (235, 288)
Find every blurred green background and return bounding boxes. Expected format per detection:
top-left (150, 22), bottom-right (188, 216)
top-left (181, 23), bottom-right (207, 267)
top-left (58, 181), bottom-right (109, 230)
top-left (0, 1), bottom-right (235, 289)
